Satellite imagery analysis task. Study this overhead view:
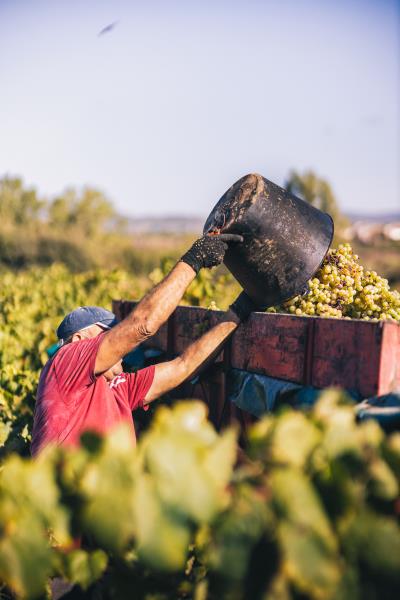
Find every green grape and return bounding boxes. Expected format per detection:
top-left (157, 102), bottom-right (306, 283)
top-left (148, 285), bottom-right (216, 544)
top-left (273, 244), bottom-right (400, 321)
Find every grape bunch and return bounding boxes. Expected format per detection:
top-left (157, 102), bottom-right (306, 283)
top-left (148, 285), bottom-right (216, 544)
top-left (268, 243), bottom-right (400, 321)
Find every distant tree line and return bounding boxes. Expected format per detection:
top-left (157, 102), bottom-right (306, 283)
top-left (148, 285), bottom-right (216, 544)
top-left (0, 175), bottom-right (126, 234)
top-left (0, 175), bottom-right (176, 272)
top-left (0, 171), bottom-right (348, 271)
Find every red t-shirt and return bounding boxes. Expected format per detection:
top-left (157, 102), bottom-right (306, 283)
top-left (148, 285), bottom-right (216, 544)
top-left (31, 333), bottom-right (155, 456)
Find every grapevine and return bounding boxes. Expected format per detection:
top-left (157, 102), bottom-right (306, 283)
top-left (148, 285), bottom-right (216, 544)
top-left (0, 396), bottom-right (399, 599)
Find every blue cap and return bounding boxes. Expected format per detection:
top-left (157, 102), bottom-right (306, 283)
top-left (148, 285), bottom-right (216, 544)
top-left (56, 306), bottom-right (118, 342)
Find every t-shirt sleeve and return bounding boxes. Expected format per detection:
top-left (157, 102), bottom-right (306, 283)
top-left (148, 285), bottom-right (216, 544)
top-left (126, 365), bottom-right (156, 411)
top-left (53, 334), bottom-right (105, 397)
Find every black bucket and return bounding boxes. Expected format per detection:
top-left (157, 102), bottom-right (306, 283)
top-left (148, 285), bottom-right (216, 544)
top-left (203, 173), bottom-right (334, 307)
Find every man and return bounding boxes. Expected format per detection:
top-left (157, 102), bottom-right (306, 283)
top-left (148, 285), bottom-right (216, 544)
top-left (31, 234), bottom-right (256, 455)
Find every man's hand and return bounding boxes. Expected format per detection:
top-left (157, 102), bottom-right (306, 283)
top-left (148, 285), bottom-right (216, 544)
top-left (229, 291), bottom-right (261, 321)
top-left (180, 233), bottom-right (243, 274)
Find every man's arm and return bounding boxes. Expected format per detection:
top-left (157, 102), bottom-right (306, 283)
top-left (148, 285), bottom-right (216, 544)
top-left (95, 261), bottom-right (195, 374)
top-left (94, 234), bottom-right (243, 375)
top-left (143, 309), bottom-right (241, 402)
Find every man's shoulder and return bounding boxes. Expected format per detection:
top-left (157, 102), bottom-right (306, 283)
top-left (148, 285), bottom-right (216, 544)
top-left (53, 336), bottom-right (102, 364)
top-left (40, 337), bottom-right (102, 384)
top-left (38, 344), bottom-right (74, 386)
top-left (39, 337), bottom-right (106, 397)
top-left (45, 343), bottom-right (77, 373)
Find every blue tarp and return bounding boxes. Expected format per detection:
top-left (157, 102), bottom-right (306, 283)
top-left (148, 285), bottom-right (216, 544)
top-left (226, 370), bottom-right (304, 417)
top-left (227, 368), bottom-right (400, 431)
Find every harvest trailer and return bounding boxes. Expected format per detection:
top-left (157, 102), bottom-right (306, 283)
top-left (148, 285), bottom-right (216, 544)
top-left (113, 301), bottom-right (400, 433)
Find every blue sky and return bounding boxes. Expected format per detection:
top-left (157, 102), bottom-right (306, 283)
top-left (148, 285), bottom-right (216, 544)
top-left (0, 0), bottom-right (399, 217)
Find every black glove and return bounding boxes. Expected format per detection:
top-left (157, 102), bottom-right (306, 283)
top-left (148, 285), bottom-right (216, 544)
top-left (229, 291), bottom-right (260, 321)
top-left (180, 234), bottom-right (243, 273)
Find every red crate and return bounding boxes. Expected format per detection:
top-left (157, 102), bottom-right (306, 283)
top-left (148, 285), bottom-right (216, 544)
top-left (113, 301), bottom-right (400, 398)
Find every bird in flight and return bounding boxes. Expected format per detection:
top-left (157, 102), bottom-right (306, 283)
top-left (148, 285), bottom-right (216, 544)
top-left (98, 21), bottom-right (119, 36)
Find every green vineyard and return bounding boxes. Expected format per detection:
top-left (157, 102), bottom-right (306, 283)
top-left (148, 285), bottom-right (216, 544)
top-left (0, 255), bottom-right (400, 599)
top-left (1, 396), bottom-right (400, 599)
